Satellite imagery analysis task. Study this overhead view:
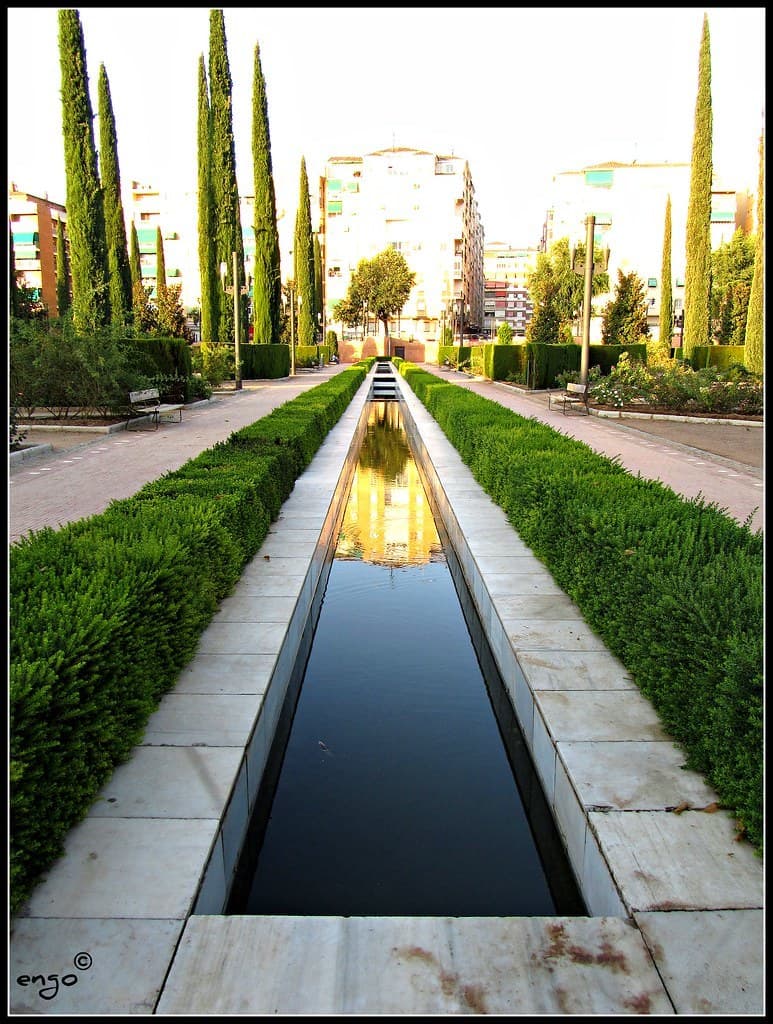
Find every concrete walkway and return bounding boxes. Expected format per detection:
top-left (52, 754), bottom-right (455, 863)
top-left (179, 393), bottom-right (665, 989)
top-left (8, 365), bottom-right (764, 1015)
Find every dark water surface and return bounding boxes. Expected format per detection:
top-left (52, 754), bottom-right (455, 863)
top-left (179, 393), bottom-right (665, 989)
top-left (226, 403), bottom-right (586, 917)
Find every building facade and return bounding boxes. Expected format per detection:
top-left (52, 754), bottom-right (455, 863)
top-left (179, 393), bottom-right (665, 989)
top-left (320, 148), bottom-right (485, 361)
top-left (483, 244), bottom-right (539, 340)
top-left (543, 161), bottom-right (751, 342)
top-left (9, 183), bottom-right (68, 316)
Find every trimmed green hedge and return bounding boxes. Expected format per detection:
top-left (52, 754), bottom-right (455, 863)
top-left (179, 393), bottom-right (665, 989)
top-left (129, 336), bottom-right (193, 378)
top-left (523, 342), bottom-right (648, 388)
top-left (10, 363), bottom-right (369, 917)
top-left (240, 343), bottom-right (290, 379)
top-left (438, 345), bottom-right (472, 368)
top-left (398, 362), bottom-right (763, 854)
top-left (690, 345), bottom-right (746, 370)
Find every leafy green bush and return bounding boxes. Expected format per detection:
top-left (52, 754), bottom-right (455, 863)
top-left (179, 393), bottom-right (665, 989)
top-left (590, 353), bottom-right (763, 413)
top-left (10, 364), bottom-right (368, 917)
top-left (398, 361), bottom-right (763, 853)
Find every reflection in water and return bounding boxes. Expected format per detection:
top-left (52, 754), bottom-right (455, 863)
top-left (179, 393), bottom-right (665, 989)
top-left (337, 402), bottom-right (444, 566)
top-left (227, 399), bottom-right (585, 917)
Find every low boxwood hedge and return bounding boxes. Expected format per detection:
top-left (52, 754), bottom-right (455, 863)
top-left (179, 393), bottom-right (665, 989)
top-left (9, 362), bottom-right (369, 917)
top-left (398, 361), bottom-right (762, 854)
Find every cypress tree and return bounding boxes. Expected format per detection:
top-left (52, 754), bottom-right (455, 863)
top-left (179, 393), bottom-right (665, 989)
top-left (155, 225), bottom-right (167, 304)
top-left (97, 63), bottom-right (132, 327)
top-left (10, 223), bottom-right (19, 318)
top-left (58, 8), bottom-right (110, 333)
top-left (657, 195), bottom-right (673, 357)
top-left (744, 134), bottom-right (764, 375)
top-left (682, 13), bottom-right (713, 360)
top-left (314, 232), bottom-right (323, 339)
top-left (251, 40), bottom-right (281, 344)
top-left (129, 221), bottom-right (141, 289)
top-left (294, 156), bottom-right (315, 346)
top-left (197, 53), bottom-right (216, 346)
top-left (55, 215), bottom-right (71, 317)
top-left (209, 8), bottom-right (246, 349)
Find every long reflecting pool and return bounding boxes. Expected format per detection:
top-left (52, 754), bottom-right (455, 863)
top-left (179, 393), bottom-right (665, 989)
top-left (226, 400), bottom-right (586, 917)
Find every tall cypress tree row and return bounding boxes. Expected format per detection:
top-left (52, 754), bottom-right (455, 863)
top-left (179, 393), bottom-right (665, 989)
top-left (155, 225), bottom-right (167, 303)
top-left (55, 215), bottom-right (70, 317)
top-left (58, 8), bottom-right (110, 333)
top-left (197, 53), bottom-right (216, 346)
top-left (313, 232), bottom-right (323, 339)
top-left (97, 63), bottom-right (132, 328)
top-left (744, 133), bottom-right (764, 375)
top-left (209, 8), bottom-right (245, 349)
top-left (682, 13), bottom-right (713, 360)
top-left (251, 40), bottom-right (281, 345)
top-left (657, 195), bottom-right (673, 356)
top-left (294, 156), bottom-right (315, 346)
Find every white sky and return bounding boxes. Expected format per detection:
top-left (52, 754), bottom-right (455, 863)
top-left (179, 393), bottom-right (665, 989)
top-left (6, 6), bottom-right (766, 247)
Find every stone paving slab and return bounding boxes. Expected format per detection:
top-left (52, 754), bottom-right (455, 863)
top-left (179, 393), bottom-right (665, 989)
top-left (9, 918), bottom-right (183, 1014)
top-left (535, 689), bottom-right (671, 741)
top-left (634, 909), bottom-right (764, 1015)
top-left (591, 810), bottom-right (762, 912)
top-left (156, 915), bottom-right (675, 1015)
top-left (558, 740), bottom-right (719, 811)
top-left (518, 649), bottom-right (637, 691)
top-left (171, 652), bottom-right (275, 695)
top-left (18, 817), bottom-right (218, 920)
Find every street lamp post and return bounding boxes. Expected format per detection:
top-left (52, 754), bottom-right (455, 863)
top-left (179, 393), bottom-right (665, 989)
top-left (571, 216), bottom-right (610, 385)
top-left (220, 251), bottom-right (247, 390)
top-left (289, 280), bottom-right (297, 377)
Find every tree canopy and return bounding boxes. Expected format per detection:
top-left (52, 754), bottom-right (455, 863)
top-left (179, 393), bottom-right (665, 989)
top-left (339, 248), bottom-right (416, 340)
top-left (600, 270), bottom-right (651, 344)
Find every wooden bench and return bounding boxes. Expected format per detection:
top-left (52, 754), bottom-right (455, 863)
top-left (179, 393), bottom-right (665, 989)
top-left (127, 388), bottom-right (184, 430)
top-left (548, 380), bottom-right (590, 415)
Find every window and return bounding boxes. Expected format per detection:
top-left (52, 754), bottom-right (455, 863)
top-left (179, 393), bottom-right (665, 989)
top-left (326, 178), bottom-right (342, 192)
top-left (327, 200), bottom-right (343, 215)
top-left (647, 278), bottom-right (657, 288)
top-left (585, 169), bottom-right (613, 187)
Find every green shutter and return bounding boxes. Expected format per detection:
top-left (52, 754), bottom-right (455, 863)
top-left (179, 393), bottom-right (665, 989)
top-left (326, 178), bottom-right (342, 192)
top-left (327, 200), bottom-right (343, 215)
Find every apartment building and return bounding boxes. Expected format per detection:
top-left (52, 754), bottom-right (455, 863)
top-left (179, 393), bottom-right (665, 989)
top-left (544, 161), bottom-right (752, 342)
top-left (9, 183), bottom-right (68, 316)
top-left (483, 244), bottom-right (539, 339)
top-left (321, 147), bottom-right (485, 360)
top-left (129, 181), bottom-right (257, 335)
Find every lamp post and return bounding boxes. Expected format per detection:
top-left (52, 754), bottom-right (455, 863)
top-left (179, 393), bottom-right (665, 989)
top-left (571, 216), bottom-right (610, 385)
top-left (288, 280), bottom-right (297, 377)
top-left (220, 252), bottom-right (247, 390)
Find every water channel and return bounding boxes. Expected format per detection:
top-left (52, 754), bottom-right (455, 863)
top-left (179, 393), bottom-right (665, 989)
top-left (226, 399), bottom-right (586, 918)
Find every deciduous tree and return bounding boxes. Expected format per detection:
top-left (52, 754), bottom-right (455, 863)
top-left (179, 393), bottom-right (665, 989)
top-left (600, 270), bottom-right (650, 344)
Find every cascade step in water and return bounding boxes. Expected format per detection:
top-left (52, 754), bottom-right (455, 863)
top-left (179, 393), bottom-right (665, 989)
top-left (370, 362), bottom-right (399, 400)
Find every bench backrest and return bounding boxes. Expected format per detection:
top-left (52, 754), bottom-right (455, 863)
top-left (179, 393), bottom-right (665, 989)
top-left (129, 388), bottom-right (160, 404)
top-left (566, 382), bottom-right (588, 396)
